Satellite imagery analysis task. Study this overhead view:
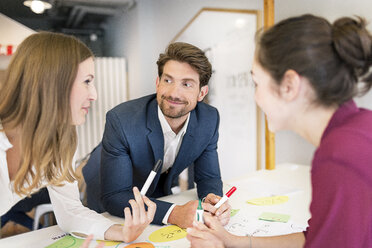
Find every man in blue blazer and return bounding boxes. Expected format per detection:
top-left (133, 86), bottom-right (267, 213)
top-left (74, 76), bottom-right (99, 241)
top-left (86, 42), bottom-right (230, 228)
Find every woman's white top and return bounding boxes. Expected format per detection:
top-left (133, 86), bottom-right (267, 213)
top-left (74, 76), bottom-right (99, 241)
top-left (0, 128), bottom-right (116, 240)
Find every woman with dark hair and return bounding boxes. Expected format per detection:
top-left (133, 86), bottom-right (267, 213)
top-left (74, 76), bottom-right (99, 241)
top-left (187, 14), bottom-right (372, 248)
top-left (0, 32), bottom-right (156, 243)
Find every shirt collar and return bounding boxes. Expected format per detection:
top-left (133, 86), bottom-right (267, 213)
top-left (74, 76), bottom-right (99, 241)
top-left (158, 106), bottom-right (190, 137)
top-left (321, 100), bottom-right (358, 142)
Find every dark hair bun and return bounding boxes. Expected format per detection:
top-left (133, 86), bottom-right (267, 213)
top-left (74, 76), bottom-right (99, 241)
top-left (332, 17), bottom-right (372, 91)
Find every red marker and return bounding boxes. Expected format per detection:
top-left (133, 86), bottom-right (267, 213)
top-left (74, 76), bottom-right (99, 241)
top-left (214, 186), bottom-right (237, 209)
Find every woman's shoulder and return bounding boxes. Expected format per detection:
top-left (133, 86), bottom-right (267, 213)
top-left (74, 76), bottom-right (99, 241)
top-left (323, 105), bottom-right (372, 148)
top-left (318, 117), bottom-right (372, 161)
top-left (314, 112), bottom-right (372, 185)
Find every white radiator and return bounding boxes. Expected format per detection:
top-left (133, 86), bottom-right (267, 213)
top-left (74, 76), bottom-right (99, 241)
top-left (75, 57), bottom-right (128, 161)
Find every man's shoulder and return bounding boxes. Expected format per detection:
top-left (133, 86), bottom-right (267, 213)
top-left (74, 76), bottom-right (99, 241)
top-left (195, 102), bottom-right (218, 114)
top-left (194, 101), bottom-right (219, 118)
top-left (105, 94), bottom-right (157, 129)
top-left (108, 94), bottom-right (156, 116)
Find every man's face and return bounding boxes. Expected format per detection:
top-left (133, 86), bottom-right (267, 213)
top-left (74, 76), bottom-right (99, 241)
top-left (156, 60), bottom-right (208, 119)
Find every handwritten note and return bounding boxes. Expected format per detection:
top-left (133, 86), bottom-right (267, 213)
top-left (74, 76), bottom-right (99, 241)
top-left (225, 208), bottom-right (305, 237)
top-left (148, 225), bottom-right (187, 243)
top-left (246, 195), bottom-right (289, 205)
top-left (46, 235), bottom-right (84, 248)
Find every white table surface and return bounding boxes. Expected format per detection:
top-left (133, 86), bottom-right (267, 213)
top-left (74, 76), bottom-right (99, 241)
top-left (0, 163), bottom-right (311, 248)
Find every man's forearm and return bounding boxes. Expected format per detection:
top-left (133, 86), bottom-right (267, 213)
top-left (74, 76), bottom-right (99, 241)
top-left (150, 199), bottom-right (173, 225)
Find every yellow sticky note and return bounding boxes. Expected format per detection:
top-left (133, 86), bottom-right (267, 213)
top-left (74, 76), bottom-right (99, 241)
top-left (98, 240), bottom-right (122, 246)
top-left (124, 242), bottom-right (155, 248)
top-left (246, 195), bottom-right (289, 205)
top-left (149, 225), bottom-right (187, 242)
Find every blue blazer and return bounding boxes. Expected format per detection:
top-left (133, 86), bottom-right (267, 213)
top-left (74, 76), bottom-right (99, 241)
top-left (100, 94), bottom-right (223, 224)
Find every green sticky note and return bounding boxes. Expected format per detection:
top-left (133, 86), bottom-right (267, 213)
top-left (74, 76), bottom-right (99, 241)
top-left (230, 209), bottom-right (240, 217)
top-left (46, 235), bottom-right (85, 248)
top-left (258, 212), bottom-right (290, 223)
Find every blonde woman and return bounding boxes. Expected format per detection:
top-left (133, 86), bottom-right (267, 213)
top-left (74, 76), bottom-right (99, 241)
top-left (0, 32), bottom-right (156, 243)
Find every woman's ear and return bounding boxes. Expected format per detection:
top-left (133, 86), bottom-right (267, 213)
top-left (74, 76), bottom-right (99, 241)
top-left (280, 69), bottom-right (301, 101)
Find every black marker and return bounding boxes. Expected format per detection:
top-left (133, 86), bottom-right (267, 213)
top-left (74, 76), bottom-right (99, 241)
top-left (140, 159), bottom-right (162, 196)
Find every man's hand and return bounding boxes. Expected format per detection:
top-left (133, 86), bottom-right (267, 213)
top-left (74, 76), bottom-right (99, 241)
top-left (168, 200), bottom-right (199, 228)
top-left (168, 192), bottom-right (231, 229)
top-left (202, 193), bottom-right (231, 226)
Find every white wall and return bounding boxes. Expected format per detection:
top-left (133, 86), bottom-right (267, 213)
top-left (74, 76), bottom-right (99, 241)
top-left (104, 0), bottom-right (262, 99)
top-left (275, 0), bottom-right (372, 23)
top-left (0, 13), bottom-right (35, 69)
top-left (0, 13), bottom-right (35, 45)
top-left (275, 0), bottom-right (372, 166)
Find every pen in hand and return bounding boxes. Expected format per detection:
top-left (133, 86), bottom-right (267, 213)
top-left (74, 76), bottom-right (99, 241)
top-left (214, 186), bottom-right (237, 209)
top-left (140, 159), bottom-right (163, 196)
top-left (195, 199), bottom-right (204, 223)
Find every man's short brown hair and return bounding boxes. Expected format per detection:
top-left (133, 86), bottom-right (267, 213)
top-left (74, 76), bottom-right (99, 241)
top-left (157, 42), bottom-right (212, 87)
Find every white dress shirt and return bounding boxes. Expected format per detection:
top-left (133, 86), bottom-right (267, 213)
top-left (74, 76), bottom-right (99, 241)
top-left (157, 106), bottom-right (190, 224)
top-left (0, 124), bottom-right (115, 240)
top-left (158, 106), bottom-right (190, 173)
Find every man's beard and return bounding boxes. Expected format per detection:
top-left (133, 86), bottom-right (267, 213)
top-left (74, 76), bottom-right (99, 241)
top-left (159, 96), bottom-right (190, 119)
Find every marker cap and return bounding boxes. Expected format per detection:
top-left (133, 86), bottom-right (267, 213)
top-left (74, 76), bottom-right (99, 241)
top-left (153, 159), bottom-right (162, 172)
top-left (226, 186), bottom-right (237, 197)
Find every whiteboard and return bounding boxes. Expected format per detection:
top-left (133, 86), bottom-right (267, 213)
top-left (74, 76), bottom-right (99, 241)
top-left (174, 9), bottom-right (261, 180)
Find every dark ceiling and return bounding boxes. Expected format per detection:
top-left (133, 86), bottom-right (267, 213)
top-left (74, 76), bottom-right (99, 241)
top-left (0, 0), bottom-right (135, 34)
top-left (0, 0), bottom-right (135, 55)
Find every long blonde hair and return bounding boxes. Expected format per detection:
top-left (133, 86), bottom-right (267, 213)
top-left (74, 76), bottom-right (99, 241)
top-left (0, 32), bottom-right (93, 195)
